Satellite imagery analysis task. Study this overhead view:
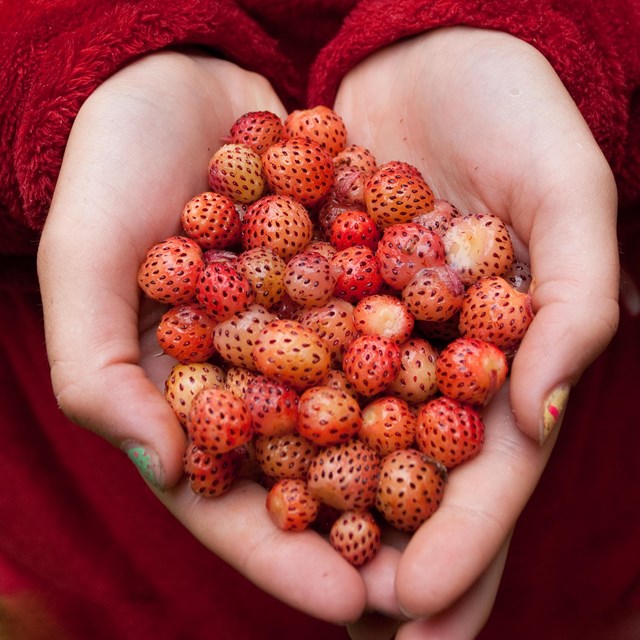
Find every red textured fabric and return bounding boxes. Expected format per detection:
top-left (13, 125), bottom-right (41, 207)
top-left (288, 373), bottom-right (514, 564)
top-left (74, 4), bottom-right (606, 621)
top-left (1, 1), bottom-right (639, 639)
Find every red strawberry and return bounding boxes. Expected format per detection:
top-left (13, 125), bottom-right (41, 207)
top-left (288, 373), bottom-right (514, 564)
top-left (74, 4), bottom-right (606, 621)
top-left (207, 143), bottom-right (265, 204)
top-left (283, 251), bottom-right (336, 308)
top-left (263, 137), bottom-right (335, 207)
top-left (375, 449), bottom-right (447, 532)
top-left (137, 235), bottom-right (204, 305)
top-left (195, 261), bottom-right (255, 322)
top-left (386, 338), bottom-right (439, 405)
top-left (317, 195), bottom-right (356, 238)
top-left (180, 191), bottom-right (242, 250)
top-left (244, 375), bottom-right (299, 437)
top-left (458, 275), bottom-right (534, 353)
top-left (436, 337), bottom-right (509, 406)
top-left (413, 198), bottom-right (460, 235)
top-left (223, 366), bottom-right (260, 400)
top-left (252, 319), bottom-right (332, 390)
top-left (330, 245), bottom-right (384, 303)
top-left (283, 105), bottom-right (347, 158)
top-left (402, 265), bottom-right (465, 322)
top-left (254, 433), bottom-right (320, 480)
top-left (358, 396), bottom-right (416, 455)
top-left (342, 334), bottom-right (402, 397)
top-left (442, 213), bottom-right (515, 285)
top-left (183, 443), bottom-right (244, 497)
top-left (225, 110), bottom-right (283, 155)
top-left (352, 294), bottom-right (414, 343)
top-left (297, 386), bottom-right (362, 446)
top-left (241, 194), bottom-right (313, 261)
top-left (330, 510), bottom-right (381, 567)
top-left (415, 396), bottom-right (485, 469)
top-left (333, 144), bottom-right (377, 174)
top-left (235, 246), bottom-right (287, 310)
top-left (266, 478), bottom-right (320, 532)
top-left (307, 440), bottom-right (380, 512)
top-left (156, 303), bottom-right (218, 364)
top-left (164, 362), bottom-right (226, 427)
top-left (329, 209), bottom-right (381, 251)
top-left (187, 388), bottom-right (253, 453)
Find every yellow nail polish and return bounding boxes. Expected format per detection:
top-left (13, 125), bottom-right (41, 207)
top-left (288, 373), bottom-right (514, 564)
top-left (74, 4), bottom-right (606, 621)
top-left (540, 384), bottom-right (570, 445)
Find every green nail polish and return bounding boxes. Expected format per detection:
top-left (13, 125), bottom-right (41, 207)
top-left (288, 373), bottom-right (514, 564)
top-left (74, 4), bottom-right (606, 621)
top-left (125, 444), bottom-right (161, 488)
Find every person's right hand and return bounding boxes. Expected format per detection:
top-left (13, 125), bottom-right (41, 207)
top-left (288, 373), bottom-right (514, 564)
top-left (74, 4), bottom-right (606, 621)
top-left (36, 51), bottom-right (367, 625)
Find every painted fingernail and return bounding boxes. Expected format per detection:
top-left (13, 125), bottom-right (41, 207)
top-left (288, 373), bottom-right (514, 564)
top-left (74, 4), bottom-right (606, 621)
top-left (540, 384), bottom-right (570, 445)
top-left (124, 443), bottom-right (163, 489)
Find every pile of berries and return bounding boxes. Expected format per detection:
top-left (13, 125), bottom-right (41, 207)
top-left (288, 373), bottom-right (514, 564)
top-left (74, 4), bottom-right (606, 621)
top-left (137, 106), bottom-right (534, 566)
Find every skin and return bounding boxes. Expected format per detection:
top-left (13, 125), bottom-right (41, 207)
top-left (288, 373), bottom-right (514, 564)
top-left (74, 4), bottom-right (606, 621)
top-left (37, 26), bottom-right (619, 638)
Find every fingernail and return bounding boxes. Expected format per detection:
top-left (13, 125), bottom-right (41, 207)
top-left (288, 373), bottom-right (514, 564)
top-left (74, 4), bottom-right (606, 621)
top-left (124, 442), bottom-right (163, 489)
top-left (540, 384), bottom-right (570, 445)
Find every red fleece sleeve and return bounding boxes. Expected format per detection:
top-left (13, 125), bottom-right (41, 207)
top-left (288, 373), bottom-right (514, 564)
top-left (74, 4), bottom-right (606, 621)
top-left (0, 0), bottom-right (300, 255)
top-left (308, 0), bottom-right (640, 207)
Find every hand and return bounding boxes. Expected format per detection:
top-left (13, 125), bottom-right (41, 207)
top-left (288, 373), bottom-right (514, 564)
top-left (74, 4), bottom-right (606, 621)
top-left (334, 27), bottom-right (620, 636)
top-left (36, 51), bottom-right (366, 624)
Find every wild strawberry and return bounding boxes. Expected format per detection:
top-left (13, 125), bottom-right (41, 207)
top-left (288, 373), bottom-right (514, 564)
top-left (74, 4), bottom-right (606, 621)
top-left (244, 375), bottom-right (299, 437)
top-left (330, 245), bottom-right (384, 303)
top-left (402, 265), bottom-right (465, 322)
top-left (263, 137), bottom-right (334, 207)
top-left (364, 161), bottom-right (435, 228)
top-left (436, 337), bottom-right (509, 406)
top-left (252, 319), bottom-right (332, 390)
top-left (183, 443), bottom-right (244, 497)
top-left (266, 478), bottom-right (320, 532)
top-left (155, 303), bottom-right (218, 364)
top-left (330, 510), bottom-right (381, 567)
top-left (202, 248), bottom-right (239, 265)
top-left (413, 198), bottom-right (460, 235)
top-left (317, 196), bottom-right (356, 238)
top-left (195, 261), bottom-right (255, 322)
top-left (213, 304), bottom-right (276, 369)
top-left (137, 235), bottom-right (204, 305)
top-left (458, 275), bottom-right (534, 352)
top-left (442, 213), bottom-right (515, 285)
top-left (187, 388), bottom-right (253, 453)
top-left (358, 396), bottom-right (416, 455)
top-left (376, 222), bottom-right (446, 290)
top-left (375, 449), bottom-right (447, 532)
top-left (235, 246), bottom-right (287, 310)
top-left (283, 105), bottom-right (347, 158)
top-left (180, 191), bottom-right (242, 250)
top-left (224, 366), bottom-right (260, 400)
top-left (415, 396), bottom-right (485, 469)
top-left (296, 297), bottom-right (357, 367)
top-left (352, 294), bottom-right (414, 343)
top-left (164, 362), bottom-right (226, 427)
top-left (269, 292), bottom-right (302, 320)
top-left (254, 433), bottom-right (320, 480)
top-left (241, 194), bottom-right (313, 261)
top-left (342, 334), bottom-right (402, 397)
top-left (297, 386), bottom-right (362, 446)
top-left (319, 368), bottom-right (361, 401)
top-left (331, 166), bottom-right (369, 209)
top-left (329, 209), bottom-right (380, 251)
top-left (505, 259), bottom-right (533, 293)
top-left (207, 143), bottom-right (265, 204)
top-left (386, 338), bottom-right (439, 405)
top-left (304, 239), bottom-right (337, 262)
top-left (333, 144), bottom-right (377, 175)
top-left (283, 251), bottom-right (336, 307)
top-left (307, 440), bottom-right (380, 512)
top-left (225, 110), bottom-right (283, 155)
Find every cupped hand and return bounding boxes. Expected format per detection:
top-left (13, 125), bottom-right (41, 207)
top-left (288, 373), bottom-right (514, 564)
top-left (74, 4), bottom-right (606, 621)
top-left (334, 26), bottom-right (620, 636)
top-left (36, 51), bottom-right (366, 624)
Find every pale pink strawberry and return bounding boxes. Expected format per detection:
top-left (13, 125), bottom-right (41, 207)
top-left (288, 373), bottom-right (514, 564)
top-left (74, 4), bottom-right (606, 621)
top-left (244, 375), bottom-right (299, 437)
top-left (415, 396), bottom-right (485, 469)
top-left (307, 440), bottom-right (380, 511)
top-left (330, 510), bottom-right (381, 567)
top-left (137, 235), bottom-right (204, 305)
top-left (375, 449), bottom-right (447, 532)
top-left (386, 338), bottom-right (439, 405)
top-left (266, 478), bottom-right (320, 532)
top-left (331, 166), bottom-right (369, 209)
top-left (329, 209), bottom-right (380, 251)
top-left (252, 319), bottom-right (332, 390)
top-left (202, 248), bottom-right (239, 265)
top-left (180, 191), bottom-right (242, 250)
top-left (241, 194), bottom-right (313, 260)
top-left (358, 396), bottom-right (416, 455)
top-left (254, 433), bottom-right (320, 480)
top-left (319, 368), bottom-right (361, 401)
top-left (413, 198), bottom-right (460, 235)
top-left (402, 265), bottom-right (465, 322)
top-left (263, 137), bottom-right (334, 207)
top-left (284, 251), bottom-right (336, 307)
top-left (207, 143), bottom-right (265, 204)
top-left (283, 105), bottom-right (347, 158)
top-left (156, 303), bottom-right (218, 364)
top-left (330, 245), bottom-right (384, 303)
top-left (304, 239), bottom-right (337, 262)
top-left (333, 144), bottom-right (377, 174)
top-left (352, 294), bottom-right (414, 343)
top-left (225, 110), bottom-right (283, 155)
top-left (235, 246), bottom-right (287, 310)
top-left (223, 366), bottom-right (260, 400)
top-left (297, 386), bottom-right (362, 446)
top-left (436, 337), bottom-right (509, 406)
top-left (187, 388), bottom-right (253, 453)
top-left (183, 443), bottom-right (245, 497)
top-left (342, 334), bottom-right (402, 397)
